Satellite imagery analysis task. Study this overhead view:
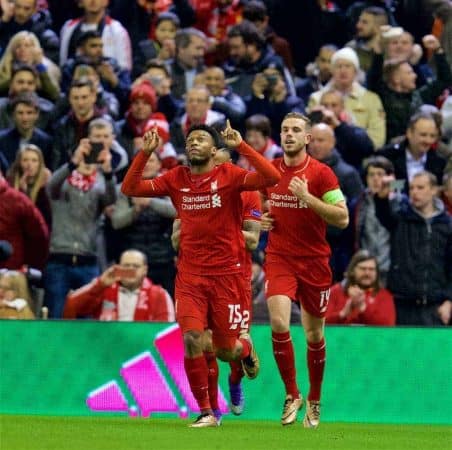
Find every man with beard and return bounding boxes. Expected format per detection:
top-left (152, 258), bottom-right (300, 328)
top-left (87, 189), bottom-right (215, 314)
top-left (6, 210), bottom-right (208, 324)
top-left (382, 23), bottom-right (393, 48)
top-left (325, 249), bottom-right (395, 325)
top-left (121, 120), bottom-right (280, 427)
top-left (260, 112), bottom-right (348, 428)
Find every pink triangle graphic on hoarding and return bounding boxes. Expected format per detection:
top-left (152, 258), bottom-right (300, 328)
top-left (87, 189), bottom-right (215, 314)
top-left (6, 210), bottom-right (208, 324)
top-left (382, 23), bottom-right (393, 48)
top-left (120, 351), bottom-right (179, 417)
top-left (86, 380), bottom-right (128, 412)
top-left (154, 324), bottom-right (229, 414)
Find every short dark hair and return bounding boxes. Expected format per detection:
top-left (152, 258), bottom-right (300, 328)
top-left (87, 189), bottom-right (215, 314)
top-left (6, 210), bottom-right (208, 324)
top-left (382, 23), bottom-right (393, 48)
top-left (282, 112), bottom-right (312, 129)
top-left (245, 114), bottom-right (271, 137)
top-left (12, 63), bottom-right (38, 80)
top-left (10, 91), bottom-right (40, 112)
top-left (382, 58), bottom-right (407, 84)
top-left (227, 21), bottom-right (265, 50)
top-left (243, 1), bottom-right (267, 22)
top-left (69, 77), bottom-right (95, 93)
top-left (186, 124), bottom-right (222, 148)
top-left (76, 30), bottom-right (102, 48)
top-left (144, 59), bottom-right (171, 77)
top-left (156, 11), bottom-right (180, 28)
top-left (362, 6), bottom-right (389, 25)
top-left (363, 156), bottom-right (394, 177)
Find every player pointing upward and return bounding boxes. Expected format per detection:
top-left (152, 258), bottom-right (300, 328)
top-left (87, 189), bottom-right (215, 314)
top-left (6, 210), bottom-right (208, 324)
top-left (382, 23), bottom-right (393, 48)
top-left (262, 112), bottom-right (349, 427)
top-left (122, 120), bottom-right (280, 427)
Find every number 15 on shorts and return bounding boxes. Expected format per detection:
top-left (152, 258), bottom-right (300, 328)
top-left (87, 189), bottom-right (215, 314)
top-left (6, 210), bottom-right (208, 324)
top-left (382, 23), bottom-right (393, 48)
top-left (228, 304), bottom-right (250, 330)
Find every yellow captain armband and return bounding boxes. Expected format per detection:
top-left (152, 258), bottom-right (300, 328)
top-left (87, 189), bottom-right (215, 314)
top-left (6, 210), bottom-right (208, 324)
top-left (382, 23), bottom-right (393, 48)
top-left (322, 189), bottom-right (345, 204)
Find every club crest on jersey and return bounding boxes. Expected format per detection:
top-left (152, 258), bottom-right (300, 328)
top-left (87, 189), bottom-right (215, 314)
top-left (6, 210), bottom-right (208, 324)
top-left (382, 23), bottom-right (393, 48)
top-left (210, 180), bottom-right (218, 193)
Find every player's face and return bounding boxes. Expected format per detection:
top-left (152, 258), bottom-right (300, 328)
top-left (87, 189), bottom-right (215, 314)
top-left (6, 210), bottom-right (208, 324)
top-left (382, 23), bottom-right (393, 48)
top-left (354, 260), bottom-right (377, 289)
top-left (409, 174), bottom-right (436, 210)
top-left (280, 118), bottom-right (311, 156)
top-left (186, 130), bottom-right (215, 165)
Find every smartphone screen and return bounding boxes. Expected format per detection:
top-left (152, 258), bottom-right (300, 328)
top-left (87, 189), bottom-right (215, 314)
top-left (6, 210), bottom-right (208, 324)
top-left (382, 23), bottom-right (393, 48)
top-left (114, 267), bottom-right (137, 278)
top-left (84, 142), bottom-right (104, 164)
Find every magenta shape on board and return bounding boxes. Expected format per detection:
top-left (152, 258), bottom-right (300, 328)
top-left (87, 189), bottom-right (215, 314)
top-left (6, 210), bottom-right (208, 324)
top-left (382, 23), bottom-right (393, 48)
top-left (120, 351), bottom-right (179, 417)
top-left (86, 380), bottom-right (129, 412)
top-left (154, 324), bottom-right (229, 413)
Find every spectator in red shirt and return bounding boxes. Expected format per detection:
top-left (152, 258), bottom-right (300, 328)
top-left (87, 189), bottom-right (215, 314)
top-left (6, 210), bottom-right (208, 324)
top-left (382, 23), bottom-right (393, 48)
top-left (63, 249), bottom-right (175, 322)
top-left (325, 249), bottom-right (396, 325)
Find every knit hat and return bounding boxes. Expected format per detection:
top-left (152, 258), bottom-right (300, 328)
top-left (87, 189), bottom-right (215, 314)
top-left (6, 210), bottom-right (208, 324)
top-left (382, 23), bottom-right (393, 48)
top-left (143, 112), bottom-right (170, 143)
top-left (331, 47), bottom-right (360, 71)
top-left (129, 81), bottom-right (157, 112)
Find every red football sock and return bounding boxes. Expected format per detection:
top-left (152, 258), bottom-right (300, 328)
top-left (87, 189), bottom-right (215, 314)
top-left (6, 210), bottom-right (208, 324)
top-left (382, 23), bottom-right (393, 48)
top-left (307, 338), bottom-right (326, 402)
top-left (184, 355), bottom-right (210, 412)
top-left (229, 360), bottom-right (244, 385)
top-left (238, 337), bottom-right (251, 359)
top-left (204, 351), bottom-right (219, 411)
top-left (272, 331), bottom-right (299, 399)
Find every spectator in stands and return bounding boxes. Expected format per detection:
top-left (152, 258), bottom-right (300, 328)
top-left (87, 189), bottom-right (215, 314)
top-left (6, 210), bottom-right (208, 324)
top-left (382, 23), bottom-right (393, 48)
top-left (326, 249), bottom-right (395, 325)
top-left (245, 66), bottom-right (304, 144)
top-left (167, 27), bottom-right (206, 100)
top-left (309, 123), bottom-right (364, 281)
top-left (367, 33), bottom-right (452, 142)
top-left (0, 169), bottom-right (49, 271)
top-left (374, 170), bottom-right (452, 325)
top-left (52, 78), bottom-right (114, 170)
top-left (44, 136), bottom-right (117, 318)
top-left (6, 144), bottom-right (51, 228)
top-left (170, 85), bottom-right (226, 155)
top-left (111, 154), bottom-right (177, 297)
top-left (196, 65), bottom-right (246, 127)
top-left (59, 0), bottom-right (132, 71)
top-left (132, 59), bottom-right (182, 123)
top-left (0, 270), bottom-right (35, 319)
top-left (242, 0), bottom-right (294, 73)
top-left (346, 6), bottom-right (388, 71)
top-left (441, 172), bottom-right (452, 215)
top-left (132, 11), bottom-right (179, 78)
top-left (384, 29), bottom-right (433, 88)
top-left (117, 81), bottom-right (168, 162)
top-left (308, 88), bottom-right (374, 170)
top-left (0, 0), bottom-right (59, 63)
top-left (296, 44), bottom-right (337, 105)
top-left (61, 30), bottom-right (130, 109)
top-left (309, 47), bottom-right (386, 148)
top-left (237, 114), bottom-right (282, 171)
top-left (0, 64), bottom-right (54, 130)
top-left (351, 156), bottom-right (394, 284)
top-left (63, 249), bottom-right (175, 321)
top-left (0, 92), bottom-right (52, 168)
top-left (0, 30), bottom-right (60, 101)
top-left (377, 112), bottom-right (447, 190)
top-left (224, 20), bottom-right (292, 98)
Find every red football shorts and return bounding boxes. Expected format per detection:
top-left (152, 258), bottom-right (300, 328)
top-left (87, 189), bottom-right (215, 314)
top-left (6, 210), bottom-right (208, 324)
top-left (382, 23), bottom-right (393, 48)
top-left (264, 253), bottom-right (332, 318)
top-left (175, 270), bottom-right (250, 349)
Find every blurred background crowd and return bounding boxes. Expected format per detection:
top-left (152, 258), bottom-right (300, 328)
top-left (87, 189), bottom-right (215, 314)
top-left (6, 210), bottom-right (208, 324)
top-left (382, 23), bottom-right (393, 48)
top-left (0, 0), bottom-right (451, 326)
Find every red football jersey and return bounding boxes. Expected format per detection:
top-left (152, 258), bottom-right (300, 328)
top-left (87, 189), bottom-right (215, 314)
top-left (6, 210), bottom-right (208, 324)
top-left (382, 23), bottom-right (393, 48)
top-left (240, 190), bottom-right (262, 279)
top-left (137, 162), bottom-right (259, 275)
top-left (264, 156), bottom-right (340, 258)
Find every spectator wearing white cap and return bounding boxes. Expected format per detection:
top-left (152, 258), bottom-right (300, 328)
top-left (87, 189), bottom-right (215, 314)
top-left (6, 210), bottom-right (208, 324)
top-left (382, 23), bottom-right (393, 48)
top-left (308, 47), bottom-right (386, 148)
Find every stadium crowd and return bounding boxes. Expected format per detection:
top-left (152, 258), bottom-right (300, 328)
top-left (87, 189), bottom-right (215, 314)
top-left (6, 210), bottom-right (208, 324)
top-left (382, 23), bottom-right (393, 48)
top-left (0, 0), bottom-right (451, 327)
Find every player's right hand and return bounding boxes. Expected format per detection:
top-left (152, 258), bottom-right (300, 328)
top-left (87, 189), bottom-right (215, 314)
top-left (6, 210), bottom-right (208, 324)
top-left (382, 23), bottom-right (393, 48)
top-left (260, 212), bottom-right (274, 231)
top-left (142, 127), bottom-right (160, 155)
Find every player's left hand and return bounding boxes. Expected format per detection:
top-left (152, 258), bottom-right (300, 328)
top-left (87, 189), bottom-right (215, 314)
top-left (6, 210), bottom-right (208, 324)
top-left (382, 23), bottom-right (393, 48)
top-left (221, 120), bottom-right (242, 148)
top-left (289, 175), bottom-right (310, 202)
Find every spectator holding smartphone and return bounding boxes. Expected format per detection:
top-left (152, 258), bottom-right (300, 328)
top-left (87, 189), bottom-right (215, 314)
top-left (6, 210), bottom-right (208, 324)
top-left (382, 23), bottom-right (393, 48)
top-left (43, 137), bottom-right (117, 318)
top-left (63, 249), bottom-right (175, 322)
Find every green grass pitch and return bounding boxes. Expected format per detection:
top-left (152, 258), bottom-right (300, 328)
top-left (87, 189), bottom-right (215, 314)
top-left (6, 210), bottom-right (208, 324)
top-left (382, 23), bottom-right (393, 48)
top-left (1, 416), bottom-right (451, 450)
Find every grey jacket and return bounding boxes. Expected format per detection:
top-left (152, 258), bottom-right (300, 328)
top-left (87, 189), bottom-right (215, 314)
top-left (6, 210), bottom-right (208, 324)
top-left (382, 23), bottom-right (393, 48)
top-left (47, 163), bottom-right (116, 256)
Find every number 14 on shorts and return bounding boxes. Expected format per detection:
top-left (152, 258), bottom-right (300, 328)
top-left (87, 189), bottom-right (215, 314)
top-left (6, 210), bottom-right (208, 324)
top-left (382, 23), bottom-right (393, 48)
top-left (228, 304), bottom-right (250, 330)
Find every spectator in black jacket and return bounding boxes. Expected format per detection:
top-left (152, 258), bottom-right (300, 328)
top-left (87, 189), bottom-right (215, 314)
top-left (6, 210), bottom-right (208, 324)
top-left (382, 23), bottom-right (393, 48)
top-left (377, 112), bottom-right (447, 191)
top-left (374, 170), bottom-right (452, 325)
top-left (0, 92), bottom-right (52, 168)
top-left (0, 0), bottom-right (59, 62)
top-left (309, 123), bottom-right (364, 281)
